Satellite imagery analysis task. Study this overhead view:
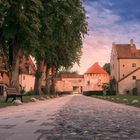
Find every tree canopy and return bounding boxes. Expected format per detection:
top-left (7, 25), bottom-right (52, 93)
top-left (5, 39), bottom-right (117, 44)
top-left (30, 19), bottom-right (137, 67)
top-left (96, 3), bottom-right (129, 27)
top-left (103, 63), bottom-right (110, 74)
top-left (0, 0), bottom-right (88, 93)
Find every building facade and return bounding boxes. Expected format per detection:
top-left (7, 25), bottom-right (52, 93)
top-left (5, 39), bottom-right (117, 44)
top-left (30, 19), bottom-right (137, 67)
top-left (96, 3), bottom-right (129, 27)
top-left (110, 39), bottom-right (140, 95)
top-left (19, 56), bottom-right (36, 92)
top-left (56, 74), bottom-right (84, 93)
top-left (56, 63), bottom-right (110, 93)
top-left (83, 63), bottom-right (109, 91)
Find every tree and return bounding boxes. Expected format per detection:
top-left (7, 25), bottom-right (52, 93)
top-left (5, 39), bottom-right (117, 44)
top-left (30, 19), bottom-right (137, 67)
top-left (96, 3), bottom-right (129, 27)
top-left (33, 0), bottom-right (87, 95)
top-left (43, 0), bottom-right (88, 94)
top-left (103, 63), bottom-right (110, 74)
top-left (1, 0), bottom-right (43, 89)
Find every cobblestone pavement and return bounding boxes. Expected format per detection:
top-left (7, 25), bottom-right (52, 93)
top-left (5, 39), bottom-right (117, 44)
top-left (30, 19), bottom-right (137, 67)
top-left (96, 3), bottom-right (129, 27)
top-left (38, 95), bottom-right (140, 140)
top-left (0, 94), bottom-right (140, 140)
top-left (0, 95), bottom-right (73, 140)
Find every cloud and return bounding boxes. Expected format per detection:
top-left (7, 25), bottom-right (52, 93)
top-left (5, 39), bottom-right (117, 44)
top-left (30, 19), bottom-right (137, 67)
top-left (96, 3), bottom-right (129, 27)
top-left (72, 0), bottom-right (140, 74)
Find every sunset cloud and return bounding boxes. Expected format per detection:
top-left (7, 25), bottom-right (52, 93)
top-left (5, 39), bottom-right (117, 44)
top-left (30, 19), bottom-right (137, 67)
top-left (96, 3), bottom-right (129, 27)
top-left (72, 0), bottom-right (140, 74)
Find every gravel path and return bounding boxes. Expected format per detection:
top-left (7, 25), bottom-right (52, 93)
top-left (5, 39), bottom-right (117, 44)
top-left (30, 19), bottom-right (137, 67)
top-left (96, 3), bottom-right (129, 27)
top-left (0, 94), bottom-right (140, 140)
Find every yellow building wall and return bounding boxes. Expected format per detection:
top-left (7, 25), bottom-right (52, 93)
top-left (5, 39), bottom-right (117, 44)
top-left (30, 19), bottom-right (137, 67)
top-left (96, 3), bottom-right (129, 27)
top-left (118, 69), bottom-right (140, 95)
top-left (56, 77), bottom-right (84, 93)
top-left (119, 59), bottom-right (140, 80)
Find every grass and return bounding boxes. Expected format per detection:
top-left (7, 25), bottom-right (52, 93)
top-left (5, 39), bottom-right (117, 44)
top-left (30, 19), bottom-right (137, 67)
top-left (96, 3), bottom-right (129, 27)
top-left (0, 94), bottom-right (62, 109)
top-left (91, 95), bottom-right (140, 108)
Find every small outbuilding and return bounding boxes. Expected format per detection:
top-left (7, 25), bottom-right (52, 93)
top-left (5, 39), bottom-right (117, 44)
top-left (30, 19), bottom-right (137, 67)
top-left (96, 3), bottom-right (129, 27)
top-left (83, 62), bottom-right (109, 91)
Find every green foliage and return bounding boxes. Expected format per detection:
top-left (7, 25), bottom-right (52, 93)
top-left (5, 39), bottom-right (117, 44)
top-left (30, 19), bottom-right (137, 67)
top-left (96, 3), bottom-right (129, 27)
top-left (3, 0), bottom-right (43, 51)
top-left (102, 83), bottom-right (110, 90)
top-left (56, 69), bottom-right (78, 77)
top-left (40, 0), bottom-right (88, 69)
top-left (35, 71), bottom-right (42, 78)
top-left (103, 63), bottom-right (110, 74)
top-left (18, 67), bottom-right (23, 75)
top-left (110, 78), bottom-right (116, 91)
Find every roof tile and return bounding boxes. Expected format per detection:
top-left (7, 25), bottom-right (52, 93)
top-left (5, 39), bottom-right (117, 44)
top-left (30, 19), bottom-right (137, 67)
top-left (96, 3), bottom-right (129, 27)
top-left (85, 62), bottom-right (108, 74)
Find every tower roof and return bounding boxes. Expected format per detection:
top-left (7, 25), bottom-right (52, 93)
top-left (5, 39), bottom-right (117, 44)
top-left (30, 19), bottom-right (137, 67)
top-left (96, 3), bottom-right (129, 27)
top-left (85, 62), bottom-right (108, 74)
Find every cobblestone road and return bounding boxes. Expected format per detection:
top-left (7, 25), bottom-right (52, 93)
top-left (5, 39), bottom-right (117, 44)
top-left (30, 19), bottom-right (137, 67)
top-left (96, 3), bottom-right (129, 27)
top-left (0, 94), bottom-right (140, 140)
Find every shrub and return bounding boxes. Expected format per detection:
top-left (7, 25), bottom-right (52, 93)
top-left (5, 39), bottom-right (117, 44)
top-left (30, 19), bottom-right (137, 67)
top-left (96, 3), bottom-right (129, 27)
top-left (83, 90), bottom-right (116, 96)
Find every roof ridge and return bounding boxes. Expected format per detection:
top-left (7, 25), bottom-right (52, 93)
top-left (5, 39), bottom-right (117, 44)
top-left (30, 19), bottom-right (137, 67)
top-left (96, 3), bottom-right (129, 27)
top-left (85, 63), bottom-right (108, 74)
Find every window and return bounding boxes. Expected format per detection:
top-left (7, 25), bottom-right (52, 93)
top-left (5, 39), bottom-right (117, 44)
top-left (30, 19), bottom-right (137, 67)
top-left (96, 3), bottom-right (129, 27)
top-left (123, 64), bottom-right (125, 67)
top-left (132, 76), bottom-right (136, 80)
top-left (87, 80), bottom-right (90, 85)
top-left (132, 63), bottom-right (136, 67)
top-left (78, 80), bottom-right (81, 82)
top-left (23, 76), bottom-right (25, 80)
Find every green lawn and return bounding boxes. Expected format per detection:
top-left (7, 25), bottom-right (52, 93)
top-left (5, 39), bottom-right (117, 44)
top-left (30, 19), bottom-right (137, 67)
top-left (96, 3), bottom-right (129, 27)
top-left (92, 95), bottom-right (140, 108)
top-left (0, 94), bottom-right (59, 108)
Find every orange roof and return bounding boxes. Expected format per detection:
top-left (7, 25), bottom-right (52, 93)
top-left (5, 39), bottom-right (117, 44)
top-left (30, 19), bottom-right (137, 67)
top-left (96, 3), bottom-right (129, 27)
top-left (85, 62), bottom-right (108, 74)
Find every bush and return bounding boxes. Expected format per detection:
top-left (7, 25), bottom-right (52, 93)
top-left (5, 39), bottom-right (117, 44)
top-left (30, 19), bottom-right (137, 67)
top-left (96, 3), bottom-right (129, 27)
top-left (56, 91), bottom-right (72, 96)
top-left (83, 90), bottom-right (116, 96)
top-left (24, 90), bottom-right (34, 96)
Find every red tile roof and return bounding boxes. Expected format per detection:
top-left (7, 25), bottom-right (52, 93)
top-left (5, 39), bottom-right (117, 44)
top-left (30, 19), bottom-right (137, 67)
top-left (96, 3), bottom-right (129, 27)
top-left (85, 62), bottom-right (108, 74)
top-left (114, 44), bottom-right (140, 59)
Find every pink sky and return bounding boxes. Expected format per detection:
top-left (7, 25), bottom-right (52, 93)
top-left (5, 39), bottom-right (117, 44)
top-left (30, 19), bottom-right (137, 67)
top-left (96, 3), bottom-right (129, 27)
top-left (72, 0), bottom-right (140, 74)
top-left (72, 32), bottom-right (111, 74)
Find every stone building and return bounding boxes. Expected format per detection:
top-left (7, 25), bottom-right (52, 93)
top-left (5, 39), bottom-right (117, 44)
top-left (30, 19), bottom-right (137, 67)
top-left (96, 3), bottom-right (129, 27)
top-left (56, 63), bottom-right (110, 93)
top-left (0, 51), bottom-right (9, 96)
top-left (110, 39), bottom-right (140, 95)
top-left (83, 62), bottom-right (109, 91)
top-left (56, 74), bottom-right (84, 93)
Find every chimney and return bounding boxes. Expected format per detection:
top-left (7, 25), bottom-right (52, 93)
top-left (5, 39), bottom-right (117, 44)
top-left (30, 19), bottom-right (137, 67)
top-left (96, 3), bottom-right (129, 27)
top-left (130, 39), bottom-right (136, 56)
top-left (130, 39), bottom-right (134, 47)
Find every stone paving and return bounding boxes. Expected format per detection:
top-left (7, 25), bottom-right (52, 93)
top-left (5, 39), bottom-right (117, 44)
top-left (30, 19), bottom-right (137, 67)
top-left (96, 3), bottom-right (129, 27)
top-left (0, 94), bottom-right (140, 140)
top-left (0, 95), bottom-right (73, 140)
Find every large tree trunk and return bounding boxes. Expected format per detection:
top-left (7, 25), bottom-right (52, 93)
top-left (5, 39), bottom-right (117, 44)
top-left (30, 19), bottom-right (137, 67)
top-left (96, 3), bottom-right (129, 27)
top-left (44, 67), bottom-right (51, 95)
top-left (50, 67), bottom-right (56, 95)
top-left (9, 40), bottom-right (22, 91)
top-left (34, 59), bottom-right (44, 95)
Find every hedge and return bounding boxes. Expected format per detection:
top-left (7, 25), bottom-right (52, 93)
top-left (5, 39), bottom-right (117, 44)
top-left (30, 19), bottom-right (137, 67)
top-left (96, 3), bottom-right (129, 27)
top-left (83, 90), bottom-right (116, 96)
